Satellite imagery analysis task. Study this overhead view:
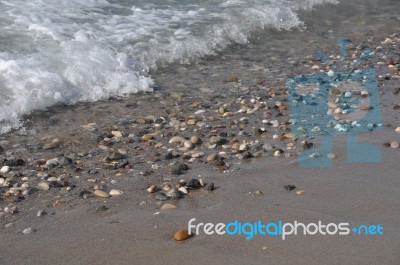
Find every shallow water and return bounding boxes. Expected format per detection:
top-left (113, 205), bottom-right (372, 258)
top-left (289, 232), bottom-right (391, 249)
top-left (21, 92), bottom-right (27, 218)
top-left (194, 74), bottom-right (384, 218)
top-left (0, 0), bottom-right (399, 133)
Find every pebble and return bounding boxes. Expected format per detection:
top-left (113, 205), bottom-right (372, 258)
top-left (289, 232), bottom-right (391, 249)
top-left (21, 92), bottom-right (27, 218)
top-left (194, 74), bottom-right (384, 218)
top-left (239, 143), bottom-right (249, 151)
top-left (207, 153), bottom-right (218, 161)
top-left (155, 192), bottom-right (170, 201)
top-left (165, 188), bottom-right (180, 199)
top-left (327, 70), bottom-right (334, 77)
top-left (23, 227), bottom-right (34, 234)
top-left (178, 187), bottom-right (188, 195)
top-left (186, 179), bottom-right (202, 189)
top-left (184, 140), bottom-right (194, 149)
top-left (174, 229), bottom-right (190, 241)
top-left (391, 141), bottom-right (399, 149)
top-left (169, 136), bottom-right (186, 144)
top-left (43, 139), bottom-right (60, 150)
top-left (190, 136), bottom-right (201, 144)
top-left (207, 183), bottom-right (215, 191)
top-left (395, 127), bottom-right (400, 133)
top-left (382, 38), bottom-right (393, 45)
top-left (109, 189), bottom-right (123, 196)
top-left (38, 182), bottom-right (50, 191)
top-left (327, 153), bottom-right (337, 159)
top-left (309, 153), bottom-right (321, 158)
top-left (4, 157), bottom-right (25, 167)
top-left (111, 131), bottom-right (123, 138)
top-left (161, 203), bottom-right (177, 210)
top-left (296, 190), bottom-right (305, 196)
top-left (344, 91), bottom-right (352, 98)
top-left (273, 150), bottom-right (282, 157)
top-left (284, 185), bottom-right (296, 191)
top-left (93, 190), bottom-right (110, 198)
top-left (0, 166), bottom-right (10, 174)
top-left (147, 184), bottom-right (157, 193)
top-left (142, 134), bottom-right (153, 141)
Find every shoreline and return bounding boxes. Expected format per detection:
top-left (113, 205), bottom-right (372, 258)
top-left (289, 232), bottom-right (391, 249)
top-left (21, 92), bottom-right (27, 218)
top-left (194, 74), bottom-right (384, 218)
top-left (0, 32), bottom-right (400, 264)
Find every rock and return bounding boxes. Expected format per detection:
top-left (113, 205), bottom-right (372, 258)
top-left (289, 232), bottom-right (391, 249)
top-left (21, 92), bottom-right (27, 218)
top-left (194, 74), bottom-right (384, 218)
top-left (155, 192), bottom-right (170, 201)
top-left (46, 158), bottom-right (59, 168)
top-left (382, 38), bottom-right (393, 45)
top-left (344, 91), bottom-right (352, 98)
top-left (284, 185), bottom-right (296, 191)
top-left (4, 157), bottom-right (25, 167)
top-left (142, 134), bottom-right (153, 141)
top-left (161, 203), bottom-right (177, 210)
top-left (59, 156), bottom-right (73, 166)
top-left (327, 153), bottom-right (337, 159)
top-left (165, 188), bottom-right (180, 199)
top-left (37, 210), bottom-right (46, 217)
top-left (23, 227), bottom-right (34, 234)
top-left (43, 139), bottom-right (61, 150)
top-left (38, 182), bottom-right (50, 191)
top-left (296, 190), bottom-right (305, 195)
top-left (254, 190), bottom-right (262, 195)
top-left (184, 140), bottom-right (194, 149)
top-left (174, 229), bottom-right (190, 241)
top-left (190, 136), bottom-right (201, 144)
top-left (186, 179), bottom-right (201, 189)
top-left (262, 143), bottom-right (274, 151)
top-left (207, 153), bottom-right (218, 161)
top-left (327, 70), bottom-right (334, 77)
top-left (301, 140), bottom-right (313, 150)
top-left (207, 183), bottom-right (215, 191)
top-left (273, 150), bottom-right (282, 157)
top-left (111, 131), bottom-right (123, 138)
top-left (391, 141), bottom-right (399, 149)
top-left (309, 153), bottom-right (321, 158)
top-left (0, 166), bottom-right (10, 174)
top-left (147, 184), bottom-right (157, 193)
top-left (187, 119), bottom-right (197, 125)
top-left (169, 136), bottom-right (186, 144)
top-left (93, 190), bottom-right (110, 198)
top-left (162, 183), bottom-right (172, 192)
top-left (109, 189), bottom-right (123, 196)
top-left (226, 76), bottom-right (239, 82)
top-left (395, 127), bottom-right (400, 133)
top-left (178, 187), bottom-right (188, 195)
top-left (239, 144), bottom-right (249, 151)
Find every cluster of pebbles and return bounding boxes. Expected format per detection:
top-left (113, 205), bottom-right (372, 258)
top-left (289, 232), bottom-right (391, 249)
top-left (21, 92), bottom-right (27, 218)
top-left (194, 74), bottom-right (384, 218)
top-left (0, 34), bottom-right (399, 235)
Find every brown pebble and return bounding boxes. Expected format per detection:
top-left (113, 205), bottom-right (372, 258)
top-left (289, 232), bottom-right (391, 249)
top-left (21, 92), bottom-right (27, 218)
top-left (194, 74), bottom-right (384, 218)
top-left (226, 76), bottom-right (239, 82)
top-left (174, 229), bottom-right (190, 241)
top-left (147, 184), bottom-right (157, 193)
top-left (142, 134), bottom-right (153, 141)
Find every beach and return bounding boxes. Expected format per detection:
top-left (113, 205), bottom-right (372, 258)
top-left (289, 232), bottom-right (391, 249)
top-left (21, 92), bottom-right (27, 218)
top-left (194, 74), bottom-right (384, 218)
top-left (0, 0), bottom-right (400, 264)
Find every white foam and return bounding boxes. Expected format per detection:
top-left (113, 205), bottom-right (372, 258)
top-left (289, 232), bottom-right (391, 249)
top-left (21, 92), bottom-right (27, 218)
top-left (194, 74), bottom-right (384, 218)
top-left (0, 0), bottom-right (337, 133)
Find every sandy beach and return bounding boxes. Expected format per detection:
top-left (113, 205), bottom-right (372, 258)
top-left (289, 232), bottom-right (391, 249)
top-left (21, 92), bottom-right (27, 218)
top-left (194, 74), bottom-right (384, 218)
top-left (1, 1), bottom-right (400, 264)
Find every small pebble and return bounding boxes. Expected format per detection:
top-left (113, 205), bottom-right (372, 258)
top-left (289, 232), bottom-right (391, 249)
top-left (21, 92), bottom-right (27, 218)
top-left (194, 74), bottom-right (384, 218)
top-left (391, 141), bottom-right (399, 149)
top-left (161, 203), bottom-right (177, 210)
top-left (23, 227), bottom-right (34, 234)
top-left (284, 185), bottom-right (296, 191)
top-left (174, 229), bottom-right (190, 241)
top-left (93, 190), bottom-right (110, 198)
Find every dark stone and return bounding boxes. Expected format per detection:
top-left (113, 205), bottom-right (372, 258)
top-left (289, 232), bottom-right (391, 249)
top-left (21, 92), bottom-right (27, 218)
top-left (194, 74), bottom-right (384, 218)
top-left (207, 183), bottom-right (215, 191)
top-left (4, 157), bottom-right (25, 167)
top-left (166, 188), bottom-right (180, 199)
top-left (284, 185), bottom-right (296, 191)
top-left (187, 179), bottom-right (202, 189)
top-left (59, 156), bottom-right (73, 166)
top-left (155, 192), bottom-right (170, 201)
